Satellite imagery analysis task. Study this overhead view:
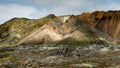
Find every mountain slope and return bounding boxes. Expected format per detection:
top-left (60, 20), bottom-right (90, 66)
top-left (78, 10), bottom-right (120, 44)
top-left (0, 10), bottom-right (120, 46)
top-left (18, 24), bottom-right (63, 45)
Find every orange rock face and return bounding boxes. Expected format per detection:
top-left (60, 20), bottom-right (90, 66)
top-left (78, 10), bottom-right (120, 44)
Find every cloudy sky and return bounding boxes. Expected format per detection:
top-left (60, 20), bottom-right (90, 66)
top-left (0, 0), bottom-right (120, 24)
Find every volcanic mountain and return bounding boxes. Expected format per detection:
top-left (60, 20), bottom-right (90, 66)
top-left (0, 10), bottom-right (120, 46)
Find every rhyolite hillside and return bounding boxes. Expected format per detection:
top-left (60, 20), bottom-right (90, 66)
top-left (0, 10), bottom-right (120, 46)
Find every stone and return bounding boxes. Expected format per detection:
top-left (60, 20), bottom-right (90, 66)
top-left (99, 47), bottom-right (110, 52)
top-left (71, 63), bottom-right (94, 68)
top-left (41, 56), bottom-right (69, 65)
top-left (24, 58), bottom-right (33, 64)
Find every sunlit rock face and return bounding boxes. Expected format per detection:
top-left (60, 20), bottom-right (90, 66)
top-left (0, 10), bottom-right (120, 45)
top-left (78, 10), bottom-right (120, 44)
top-left (19, 24), bottom-right (63, 44)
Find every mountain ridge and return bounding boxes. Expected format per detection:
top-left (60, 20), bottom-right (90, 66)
top-left (0, 10), bottom-right (120, 46)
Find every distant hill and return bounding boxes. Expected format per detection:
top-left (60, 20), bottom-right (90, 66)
top-left (0, 11), bottom-right (120, 46)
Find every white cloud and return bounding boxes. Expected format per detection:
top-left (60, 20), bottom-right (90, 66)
top-left (1, 0), bottom-right (120, 24)
top-left (0, 4), bottom-right (57, 24)
top-left (100, 3), bottom-right (120, 10)
top-left (0, 4), bottom-right (37, 24)
top-left (26, 0), bottom-right (120, 13)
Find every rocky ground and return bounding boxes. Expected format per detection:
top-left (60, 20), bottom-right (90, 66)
top-left (0, 44), bottom-right (120, 68)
